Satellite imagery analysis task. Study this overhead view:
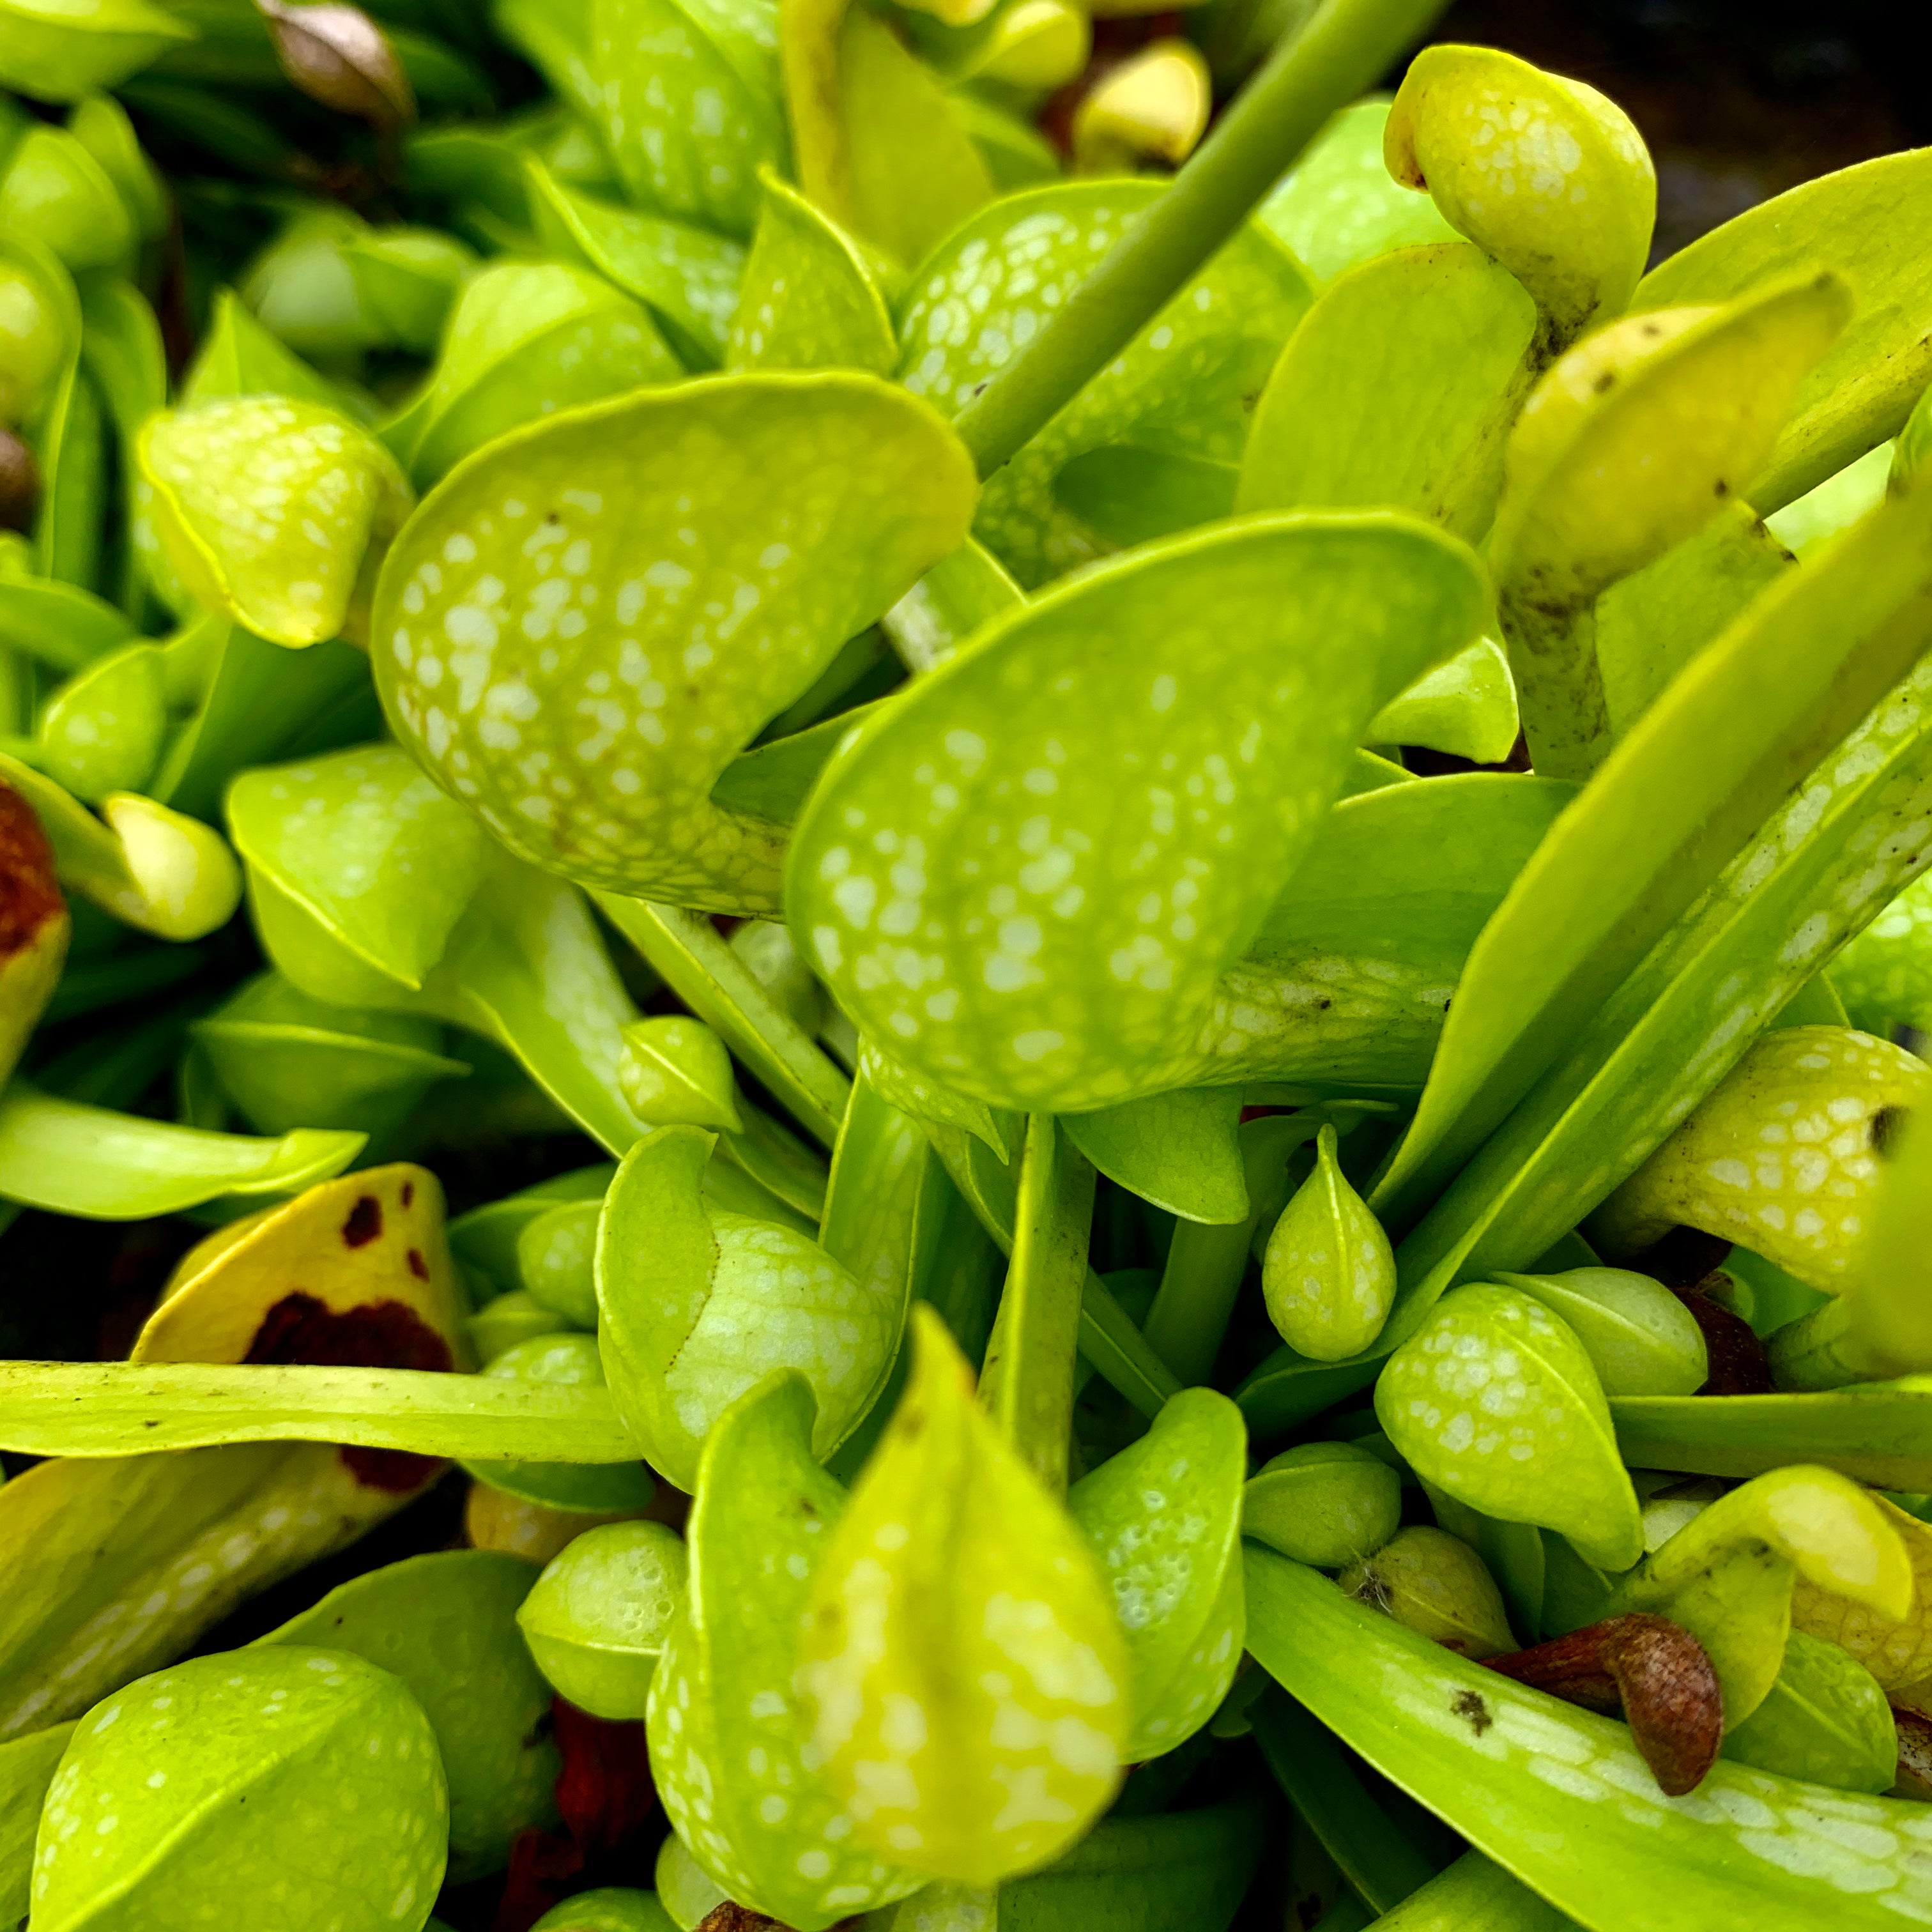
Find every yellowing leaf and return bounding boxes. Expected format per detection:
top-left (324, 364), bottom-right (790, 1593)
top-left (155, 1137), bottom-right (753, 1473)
top-left (800, 1308), bottom-right (1127, 1885)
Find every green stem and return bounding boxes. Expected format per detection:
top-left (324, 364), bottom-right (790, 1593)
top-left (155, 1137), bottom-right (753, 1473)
top-left (951, 0), bottom-right (1452, 478)
top-left (1377, 1854), bottom-right (1574, 1930)
top-left (595, 895), bottom-right (850, 1149)
top-left (978, 1114), bottom-right (1096, 1494)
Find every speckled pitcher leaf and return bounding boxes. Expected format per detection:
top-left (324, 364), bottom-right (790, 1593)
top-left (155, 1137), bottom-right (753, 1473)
top-left (381, 261), bottom-right (684, 493)
top-left (1636, 148), bottom-right (1932, 514)
top-left (590, 0), bottom-right (785, 238)
top-left (1832, 870), bottom-right (1932, 1038)
top-left (523, 160), bottom-right (746, 371)
top-left (788, 514), bottom-right (1489, 1113)
top-left (1385, 43), bottom-right (1655, 345)
top-left (374, 372), bottom-right (976, 914)
top-left (645, 1372), bottom-right (922, 1929)
top-left (1376, 1281), bottom-right (1643, 1571)
top-left (596, 1126), bottom-right (900, 1488)
top-left (31, 1650), bottom-right (447, 1932)
top-left (1247, 1547), bottom-right (1932, 1932)
top-left (895, 181), bottom-right (1314, 588)
top-left (1192, 770), bottom-right (1568, 1095)
top-left (1068, 1387), bottom-right (1245, 1760)
top-left (1257, 98), bottom-right (1459, 285)
top-left (1589, 1027), bottom-right (1929, 1289)
top-left (1061, 1086), bottom-right (1246, 1225)
top-left (799, 1308), bottom-right (1128, 1885)
top-left (726, 169), bottom-right (897, 374)
top-left (1239, 242), bottom-right (1535, 543)
top-left (228, 744), bottom-right (493, 993)
top-left (261, 1551), bottom-right (556, 1880)
top-left (137, 396), bottom-right (414, 647)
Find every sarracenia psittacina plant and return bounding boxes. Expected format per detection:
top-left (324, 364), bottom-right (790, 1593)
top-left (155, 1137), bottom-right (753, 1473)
top-left (12, 1), bottom-right (1932, 1927)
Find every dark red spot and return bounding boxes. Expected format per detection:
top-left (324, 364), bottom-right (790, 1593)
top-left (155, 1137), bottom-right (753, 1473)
top-left (492, 1701), bottom-right (656, 1932)
top-left (401, 1181), bottom-right (415, 1208)
top-left (0, 782), bottom-right (65, 963)
top-left (245, 1291), bottom-right (452, 1491)
top-left (341, 1195), bottom-right (383, 1247)
top-left (406, 1247), bottom-right (429, 1280)
top-left (1674, 1278), bottom-right (1774, 1395)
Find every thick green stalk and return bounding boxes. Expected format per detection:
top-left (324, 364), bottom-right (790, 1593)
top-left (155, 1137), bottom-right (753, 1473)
top-left (977, 1115), bottom-right (1096, 1494)
top-left (951, 0), bottom-right (1452, 477)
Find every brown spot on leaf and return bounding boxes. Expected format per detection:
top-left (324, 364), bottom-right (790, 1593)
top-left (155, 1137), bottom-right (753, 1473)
top-left (1488, 1613), bottom-right (1723, 1796)
top-left (1873, 1105), bottom-right (1908, 1157)
top-left (406, 1247), bottom-right (429, 1280)
top-left (1452, 1689), bottom-right (1492, 1735)
top-left (341, 1195), bottom-right (383, 1247)
top-left (0, 782), bottom-right (64, 963)
top-left (244, 1291), bottom-right (451, 1491)
top-left (401, 1181), bottom-right (415, 1207)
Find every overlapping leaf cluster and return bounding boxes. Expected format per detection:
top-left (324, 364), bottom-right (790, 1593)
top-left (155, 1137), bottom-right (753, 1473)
top-left (6, 1), bottom-right (1932, 1929)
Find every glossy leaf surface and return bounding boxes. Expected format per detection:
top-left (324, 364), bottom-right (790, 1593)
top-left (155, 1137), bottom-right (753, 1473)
top-left (1239, 241), bottom-right (1534, 541)
top-left (375, 373), bottom-right (975, 913)
top-left (1248, 1547), bottom-right (1932, 1932)
top-left (32, 1649), bottom-right (447, 1932)
top-left (1494, 1268), bottom-right (1706, 1399)
top-left (1635, 148), bottom-right (1932, 513)
top-left (138, 395), bottom-right (414, 647)
top-left (1262, 1123), bottom-right (1396, 1361)
top-left (516, 1520), bottom-right (687, 1721)
top-left (261, 1551), bottom-right (557, 1880)
top-left (647, 1374), bottom-right (921, 1929)
top-left (896, 181), bottom-right (1314, 587)
top-left (790, 516), bottom-right (1489, 1112)
top-left (1384, 44), bottom-right (1655, 346)
top-left (1069, 1387), bottom-right (1245, 1759)
top-left (1062, 1085), bottom-right (1245, 1224)
top-left (596, 1126), bottom-right (898, 1487)
top-left (800, 1309), bottom-right (1128, 1885)
top-left (1376, 1282), bottom-right (1642, 1570)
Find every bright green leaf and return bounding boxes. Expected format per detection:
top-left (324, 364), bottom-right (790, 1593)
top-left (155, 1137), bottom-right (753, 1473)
top-left (1239, 242), bottom-right (1535, 542)
top-left (261, 1551), bottom-right (558, 1880)
top-left (1376, 1282), bottom-right (1642, 1570)
top-left (725, 168), bottom-right (896, 374)
top-left (1070, 1386), bottom-right (1245, 1759)
top-left (1262, 1122), bottom-right (1395, 1361)
top-left (1635, 148), bottom-right (1932, 514)
top-left (374, 372), bottom-right (976, 914)
top-left (789, 515), bottom-right (1489, 1112)
top-left (1062, 1085), bottom-right (1246, 1224)
top-left (799, 1308), bottom-right (1128, 1885)
top-left (595, 1126), bottom-right (900, 1487)
top-left (646, 1372), bottom-right (922, 1929)
top-left (0, 0), bottom-right (195, 102)
top-left (137, 395), bottom-right (415, 647)
top-left (896, 180), bottom-right (1314, 587)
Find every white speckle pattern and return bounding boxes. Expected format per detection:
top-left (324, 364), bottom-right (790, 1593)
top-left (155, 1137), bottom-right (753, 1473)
top-left (895, 181), bottom-right (1312, 586)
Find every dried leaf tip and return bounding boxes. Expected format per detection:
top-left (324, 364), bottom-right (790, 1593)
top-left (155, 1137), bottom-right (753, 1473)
top-left (256, 1), bottom-right (415, 132)
top-left (1488, 1613), bottom-right (1723, 1796)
